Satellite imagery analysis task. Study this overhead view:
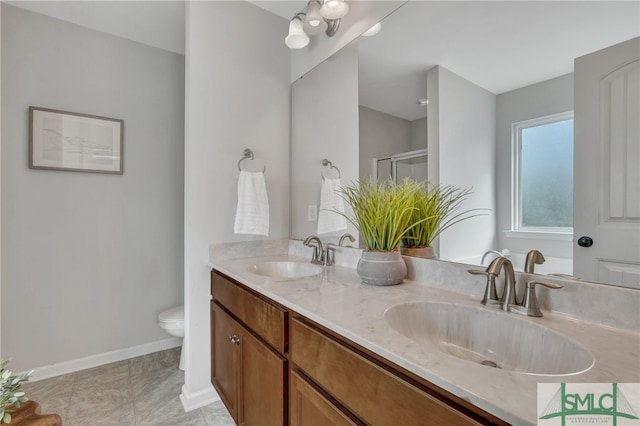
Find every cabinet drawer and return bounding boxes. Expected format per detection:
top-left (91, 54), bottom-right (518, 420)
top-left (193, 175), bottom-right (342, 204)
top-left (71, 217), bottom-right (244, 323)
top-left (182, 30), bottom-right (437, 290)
top-left (291, 318), bottom-right (484, 426)
top-left (212, 271), bottom-right (287, 353)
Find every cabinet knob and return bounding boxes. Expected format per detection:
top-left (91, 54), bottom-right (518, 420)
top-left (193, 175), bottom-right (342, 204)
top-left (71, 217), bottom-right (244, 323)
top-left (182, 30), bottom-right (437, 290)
top-left (228, 334), bottom-right (240, 345)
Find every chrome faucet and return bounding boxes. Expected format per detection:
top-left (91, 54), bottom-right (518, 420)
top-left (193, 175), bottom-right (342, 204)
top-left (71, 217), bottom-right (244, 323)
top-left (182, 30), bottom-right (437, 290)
top-left (338, 233), bottom-right (355, 247)
top-left (469, 257), bottom-right (516, 309)
top-left (481, 250), bottom-right (506, 265)
top-left (324, 243), bottom-right (337, 266)
top-left (469, 254), bottom-right (563, 317)
top-left (524, 249), bottom-right (545, 273)
top-left (510, 281), bottom-right (562, 317)
top-left (303, 235), bottom-right (324, 265)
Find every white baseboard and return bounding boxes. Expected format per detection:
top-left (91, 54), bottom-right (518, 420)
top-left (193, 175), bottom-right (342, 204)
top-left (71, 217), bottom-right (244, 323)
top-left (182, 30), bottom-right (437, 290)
top-left (26, 337), bottom-right (182, 381)
top-left (180, 383), bottom-right (220, 412)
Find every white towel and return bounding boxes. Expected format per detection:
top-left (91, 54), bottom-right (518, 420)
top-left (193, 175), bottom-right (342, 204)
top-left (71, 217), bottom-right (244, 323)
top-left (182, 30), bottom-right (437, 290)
top-left (234, 171), bottom-right (269, 236)
top-left (317, 177), bottom-right (347, 235)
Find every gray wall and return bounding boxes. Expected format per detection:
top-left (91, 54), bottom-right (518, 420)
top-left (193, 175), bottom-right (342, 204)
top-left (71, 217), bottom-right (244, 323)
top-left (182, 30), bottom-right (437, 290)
top-left (291, 43), bottom-right (359, 240)
top-left (496, 73), bottom-right (574, 259)
top-left (1, 4), bottom-right (185, 371)
top-left (427, 66), bottom-right (497, 261)
top-left (411, 117), bottom-right (427, 151)
top-left (359, 106), bottom-right (413, 181)
top-left (183, 1), bottom-right (291, 409)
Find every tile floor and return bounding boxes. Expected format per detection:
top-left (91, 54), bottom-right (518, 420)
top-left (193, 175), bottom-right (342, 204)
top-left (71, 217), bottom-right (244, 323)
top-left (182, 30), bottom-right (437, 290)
top-left (21, 348), bottom-right (235, 426)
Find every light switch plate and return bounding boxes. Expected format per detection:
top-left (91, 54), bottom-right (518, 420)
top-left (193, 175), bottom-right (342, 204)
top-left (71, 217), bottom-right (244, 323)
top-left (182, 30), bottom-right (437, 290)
top-left (307, 205), bottom-right (317, 221)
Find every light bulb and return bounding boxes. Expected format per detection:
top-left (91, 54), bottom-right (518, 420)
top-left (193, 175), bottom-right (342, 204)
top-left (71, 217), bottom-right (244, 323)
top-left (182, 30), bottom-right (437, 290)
top-left (304, 0), bottom-right (328, 35)
top-left (362, 22), bottom-right (381, 37)
top-left (285, 17), bottom-right (310, 49)
top-left (320, 0), bottom-right (349, 20)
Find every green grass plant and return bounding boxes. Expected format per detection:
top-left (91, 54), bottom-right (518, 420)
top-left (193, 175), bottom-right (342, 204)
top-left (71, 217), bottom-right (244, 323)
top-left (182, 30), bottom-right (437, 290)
top-left (336, 179), bottom-right (428, 252)
top-left (401, 183), bottom-right (487, 248)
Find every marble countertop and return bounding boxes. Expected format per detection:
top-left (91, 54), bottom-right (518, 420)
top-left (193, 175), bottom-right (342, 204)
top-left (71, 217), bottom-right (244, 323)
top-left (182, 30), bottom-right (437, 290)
top-left (208, 245), bottom-right (640, 425)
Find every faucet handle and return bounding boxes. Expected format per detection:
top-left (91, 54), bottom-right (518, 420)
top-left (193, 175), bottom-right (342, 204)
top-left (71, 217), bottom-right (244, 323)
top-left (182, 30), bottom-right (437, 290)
top-left (324, 244), bottom-right (337, 266)
top-left (513, 280), bottom-right (563, 317)
top-left (467, 269), bottom-right (499, 304)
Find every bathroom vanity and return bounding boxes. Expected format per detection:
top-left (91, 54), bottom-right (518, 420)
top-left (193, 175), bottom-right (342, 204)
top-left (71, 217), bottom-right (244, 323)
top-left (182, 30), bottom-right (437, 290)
top-left (208, 240), bottom-right (640, 426)
top-left (211, 270), bottom-right (504, 426)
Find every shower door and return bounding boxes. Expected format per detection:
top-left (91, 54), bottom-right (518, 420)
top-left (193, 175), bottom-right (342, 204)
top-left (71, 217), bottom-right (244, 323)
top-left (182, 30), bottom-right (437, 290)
top-left (375, 149), bottom-right (427, 183)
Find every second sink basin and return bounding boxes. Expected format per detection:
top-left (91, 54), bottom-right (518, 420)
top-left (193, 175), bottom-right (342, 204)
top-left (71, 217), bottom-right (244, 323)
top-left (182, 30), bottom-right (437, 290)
top-left (384, 301), bottom-right (594, 376)
top-left (251, 261), bottom-right (322, 279)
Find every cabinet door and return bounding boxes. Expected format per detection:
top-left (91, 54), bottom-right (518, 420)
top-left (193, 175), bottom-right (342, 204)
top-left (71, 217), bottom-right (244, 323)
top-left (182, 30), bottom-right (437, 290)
top-left (211, 302), bottom-right (240, 423)
top-left (290, 371), bottom-right (359, 426)
top-left (240, 328), bottom-right (287, 426)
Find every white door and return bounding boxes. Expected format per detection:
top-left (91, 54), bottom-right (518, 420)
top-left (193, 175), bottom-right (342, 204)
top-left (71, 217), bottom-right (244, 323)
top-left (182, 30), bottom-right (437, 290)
top-left (574, 37), bottom-right (640, 288)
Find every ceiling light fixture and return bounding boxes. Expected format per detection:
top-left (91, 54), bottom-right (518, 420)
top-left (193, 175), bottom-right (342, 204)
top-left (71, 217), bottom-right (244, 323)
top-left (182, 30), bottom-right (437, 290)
top-left (304, 0), bottom-right (326, 34)
top-left (320, 0), bottom-right (349, 20)
top-left (285, 13), bottom-right (310, 49)
top-left (285, 0), bottom-right (348, 49)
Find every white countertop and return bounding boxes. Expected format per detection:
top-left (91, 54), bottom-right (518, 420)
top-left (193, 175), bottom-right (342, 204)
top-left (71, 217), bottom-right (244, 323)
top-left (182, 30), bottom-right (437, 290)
top-left (208, 243), bottom-right (640, 425)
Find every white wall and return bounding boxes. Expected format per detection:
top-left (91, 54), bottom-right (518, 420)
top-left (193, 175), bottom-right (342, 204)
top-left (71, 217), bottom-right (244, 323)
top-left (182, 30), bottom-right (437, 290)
top-left (291, 1), bottom-right (406, 82)
top-left (1, 4), bottom-right (185, 370)
top-left (427, 66), bottom-right (497, 261)
top-left (359, 106), bottom-right (413, 181)
top-left (496, 73), bottom-right (574, 259)
top-left (183, 1), bottom-right (290, 410)
top-left (291, 43), bottom-right (359, 240)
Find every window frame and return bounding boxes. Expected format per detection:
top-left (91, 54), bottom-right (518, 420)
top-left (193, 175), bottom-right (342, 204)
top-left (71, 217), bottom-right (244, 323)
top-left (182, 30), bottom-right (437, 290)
top-left (510, 111), bottom-right (574, 237)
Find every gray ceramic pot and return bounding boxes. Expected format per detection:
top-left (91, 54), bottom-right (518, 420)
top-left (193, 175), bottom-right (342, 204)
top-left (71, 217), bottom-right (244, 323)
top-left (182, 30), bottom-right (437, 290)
top-left (357, 251), bottom-right (407, 286)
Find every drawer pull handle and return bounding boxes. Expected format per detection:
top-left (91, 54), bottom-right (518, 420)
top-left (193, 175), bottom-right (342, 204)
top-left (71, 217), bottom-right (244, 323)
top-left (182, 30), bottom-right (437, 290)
top-left (228, 335), bottom-right (241, 345)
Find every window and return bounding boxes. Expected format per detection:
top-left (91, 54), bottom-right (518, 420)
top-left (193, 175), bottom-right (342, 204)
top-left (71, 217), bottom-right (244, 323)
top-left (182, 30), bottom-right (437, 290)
top-left (512, 112), bottom-right (573, 233)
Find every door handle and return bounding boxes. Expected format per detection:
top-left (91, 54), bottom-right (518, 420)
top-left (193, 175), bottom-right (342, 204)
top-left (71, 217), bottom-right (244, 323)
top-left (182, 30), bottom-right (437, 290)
top-left (577, 236), bottom-right (593, 247)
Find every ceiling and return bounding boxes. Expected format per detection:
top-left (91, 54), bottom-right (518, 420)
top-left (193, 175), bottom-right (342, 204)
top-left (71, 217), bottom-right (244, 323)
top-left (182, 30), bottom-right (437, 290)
top-left (252, 1), bottom-right (640, 120)
top-left (6, 1), bottom-right (639, 121)
top-left (3, 0), bottom-right (186, 54)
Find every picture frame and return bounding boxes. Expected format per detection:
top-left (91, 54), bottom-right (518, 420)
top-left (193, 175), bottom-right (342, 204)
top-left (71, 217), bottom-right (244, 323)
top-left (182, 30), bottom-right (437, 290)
top-left (29, 106), bottom-right (124, 174)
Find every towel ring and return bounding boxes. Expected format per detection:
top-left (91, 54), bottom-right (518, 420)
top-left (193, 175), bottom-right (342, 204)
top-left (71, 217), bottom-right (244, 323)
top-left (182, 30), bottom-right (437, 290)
top-left (238, 148), bottom-right (266, 173)
top-left (321, 159), bottom-right (341, 180)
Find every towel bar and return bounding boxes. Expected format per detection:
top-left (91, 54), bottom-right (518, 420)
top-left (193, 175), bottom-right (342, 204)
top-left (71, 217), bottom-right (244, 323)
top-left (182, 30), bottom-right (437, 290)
top-left (321, 158), bottom-right (341, 180)
top-left (238, 148), bottom-right (266, 173)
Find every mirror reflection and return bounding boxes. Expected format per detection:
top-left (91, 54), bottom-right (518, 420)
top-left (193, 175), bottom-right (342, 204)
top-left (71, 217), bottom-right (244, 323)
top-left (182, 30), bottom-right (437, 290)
top-left (290, 1), bottom-right (640, 288)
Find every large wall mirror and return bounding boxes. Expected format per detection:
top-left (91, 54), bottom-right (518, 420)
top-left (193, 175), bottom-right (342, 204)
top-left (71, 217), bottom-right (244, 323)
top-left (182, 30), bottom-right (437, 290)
top-left (290, 1), bottom-right (640, 288)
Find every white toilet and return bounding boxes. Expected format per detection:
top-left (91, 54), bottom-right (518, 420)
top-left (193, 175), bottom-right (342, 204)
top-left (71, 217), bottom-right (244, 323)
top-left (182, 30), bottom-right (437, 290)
top-left (158, 306), bottom-right (185, 370)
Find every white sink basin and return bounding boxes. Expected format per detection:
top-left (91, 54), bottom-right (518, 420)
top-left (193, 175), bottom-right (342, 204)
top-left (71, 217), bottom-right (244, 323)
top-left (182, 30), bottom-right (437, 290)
top-left (251, 261), bottom-right (322, 279)
top-left (384, 302), bottom-right (594, 376)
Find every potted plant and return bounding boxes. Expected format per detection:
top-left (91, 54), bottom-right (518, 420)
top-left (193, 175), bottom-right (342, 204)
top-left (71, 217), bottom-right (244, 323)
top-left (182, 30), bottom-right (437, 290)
top-left (401, 183), bottom-right (486, 258)
top-left (336, 179), bottom-right (427, 285)
top-left (1, 359), bottom-right (32, 424)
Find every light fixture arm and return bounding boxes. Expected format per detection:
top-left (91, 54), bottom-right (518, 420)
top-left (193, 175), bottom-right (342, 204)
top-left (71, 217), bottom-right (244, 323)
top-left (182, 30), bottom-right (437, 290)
top-left (325, 18), bottom-right (340, 37)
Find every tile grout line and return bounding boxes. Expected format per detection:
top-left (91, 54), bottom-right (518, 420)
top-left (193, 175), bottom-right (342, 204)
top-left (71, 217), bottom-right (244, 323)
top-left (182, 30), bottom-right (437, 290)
top-left (128, 357), bottom-right (135, 426)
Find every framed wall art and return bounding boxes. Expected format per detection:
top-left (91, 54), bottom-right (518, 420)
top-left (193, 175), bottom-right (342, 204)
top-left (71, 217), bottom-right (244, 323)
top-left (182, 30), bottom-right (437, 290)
top-left (29, 106), bottom-right (124, 174)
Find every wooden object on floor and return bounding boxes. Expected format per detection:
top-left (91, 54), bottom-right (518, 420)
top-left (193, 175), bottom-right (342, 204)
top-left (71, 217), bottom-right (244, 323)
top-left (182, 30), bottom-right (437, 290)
top-left (4, 400), bottom-right (62, 426)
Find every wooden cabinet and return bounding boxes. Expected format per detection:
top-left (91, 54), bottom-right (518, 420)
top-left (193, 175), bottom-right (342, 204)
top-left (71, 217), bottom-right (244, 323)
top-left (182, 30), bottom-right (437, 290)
top-left (290, 371), bottom-right (359, 426)
top-left (211, 272), bottom-right (287, 426)
top-left (291, 319), bottom-right (487, 426)
top-left (211, 302), bottom-right (241, 421)
top-left (211, 269), bottom-right (507, 426)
